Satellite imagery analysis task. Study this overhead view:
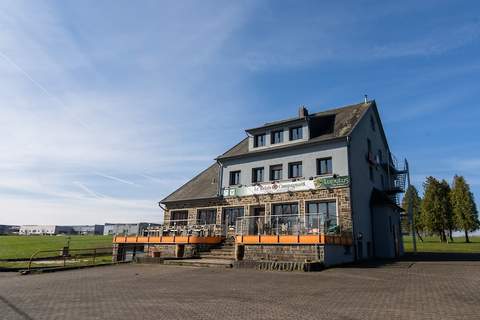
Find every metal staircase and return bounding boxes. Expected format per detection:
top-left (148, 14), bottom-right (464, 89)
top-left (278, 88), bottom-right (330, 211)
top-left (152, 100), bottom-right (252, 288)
top-left (384, 154), bottom-right (409, 205)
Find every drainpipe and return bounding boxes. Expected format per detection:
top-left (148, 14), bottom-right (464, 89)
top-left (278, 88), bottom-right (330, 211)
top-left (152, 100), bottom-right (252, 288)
top-left (216, 160), bottom-right (223, 198)
top-left (346, 135), bottom-right (358, 261)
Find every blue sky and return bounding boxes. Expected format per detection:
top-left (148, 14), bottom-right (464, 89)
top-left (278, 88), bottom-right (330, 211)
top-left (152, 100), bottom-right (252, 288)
top-left (0, 0), bottom-right (479, 225)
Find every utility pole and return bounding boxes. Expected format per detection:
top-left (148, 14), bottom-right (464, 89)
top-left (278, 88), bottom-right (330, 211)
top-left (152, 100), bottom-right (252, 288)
top-left (406, 160), bottom-right (417, 253)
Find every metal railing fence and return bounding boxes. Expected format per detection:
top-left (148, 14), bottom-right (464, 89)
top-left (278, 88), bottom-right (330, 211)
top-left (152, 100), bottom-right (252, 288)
top-left (235, 213), bottom-right (340, 236)
top-left (143, 219), bottom-right (226, 237)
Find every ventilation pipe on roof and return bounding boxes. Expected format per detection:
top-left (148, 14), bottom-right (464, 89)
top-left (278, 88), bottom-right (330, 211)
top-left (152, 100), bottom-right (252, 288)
top-left (298, 106), bottom-right (308, 118)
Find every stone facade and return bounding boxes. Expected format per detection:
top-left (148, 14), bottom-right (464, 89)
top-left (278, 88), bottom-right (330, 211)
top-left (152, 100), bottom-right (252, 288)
top-left (242, 244), bottom-right (324, 262)
top-left (163, 186), bottom-right (352, 234)
top-left (143, 244), bottom-right (216, 259)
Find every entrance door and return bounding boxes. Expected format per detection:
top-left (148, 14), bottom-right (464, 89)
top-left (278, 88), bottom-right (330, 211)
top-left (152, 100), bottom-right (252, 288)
top-left (252, 206), bottom-right (265, 235)
top-left (222, 207), bottom-right (244, 238)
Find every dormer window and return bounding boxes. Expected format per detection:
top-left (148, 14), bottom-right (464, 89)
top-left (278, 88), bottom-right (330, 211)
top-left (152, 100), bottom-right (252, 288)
top-left (289, 126), bottom-right (303, 141)
top-left (271, 130), bottom-right (283, 144)
top-left (254, 134), bottom-right (266, 147)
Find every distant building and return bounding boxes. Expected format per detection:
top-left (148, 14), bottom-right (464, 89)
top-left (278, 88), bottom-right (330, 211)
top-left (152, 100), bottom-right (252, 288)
top-left (19, 225), bottom-right (73, 235)
top-left (71, 225), bottom-right (104, 235)
top-left (103, 223), bottom-right (161, 236)
top-left (0, 225), bottom-right (20, 235)
top-left (19, 224), bottom-right (105, 235)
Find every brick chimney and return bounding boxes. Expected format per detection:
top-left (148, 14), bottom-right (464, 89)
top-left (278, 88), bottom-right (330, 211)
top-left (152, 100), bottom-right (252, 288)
top-left (298, 106), bottom-right (309, 118)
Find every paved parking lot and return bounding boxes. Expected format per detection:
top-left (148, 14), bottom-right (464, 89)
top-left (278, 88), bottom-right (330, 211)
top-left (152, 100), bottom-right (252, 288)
top-left (0, 258), bottom-right (479, 320)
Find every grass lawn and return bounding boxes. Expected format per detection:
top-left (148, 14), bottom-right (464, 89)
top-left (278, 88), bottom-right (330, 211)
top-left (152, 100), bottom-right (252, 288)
top-left (0, 235), bottom-right (113, 260)
top-left (403, 235), bottom-right (480, 253)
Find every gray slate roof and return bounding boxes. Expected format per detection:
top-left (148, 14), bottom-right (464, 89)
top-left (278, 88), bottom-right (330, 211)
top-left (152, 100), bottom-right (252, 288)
top-left (217, 101), bottom-right (372, 160)
top-left (161, 163), bottom-right (220, 203)
top-left (161, 101), bottom-right (372, 204)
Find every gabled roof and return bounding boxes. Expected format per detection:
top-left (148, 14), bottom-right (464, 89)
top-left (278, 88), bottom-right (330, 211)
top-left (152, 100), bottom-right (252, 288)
top-left (217, 101), bottom-right (372, 160)
top-left (160, 163), bottom-right (220, 204)
top-left (161, 101), bottom-right (374, 204)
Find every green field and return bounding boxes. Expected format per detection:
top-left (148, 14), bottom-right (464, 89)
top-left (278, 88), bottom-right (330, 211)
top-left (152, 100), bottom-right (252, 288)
top-left (0, 235), bottom-right (113, 260)
top-left (403, 235), bottom-right (480, 253)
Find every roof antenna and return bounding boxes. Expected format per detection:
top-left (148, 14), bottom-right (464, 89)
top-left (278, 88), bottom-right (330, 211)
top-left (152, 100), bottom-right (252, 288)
top-left (364, 94), bottom-right (368, 103)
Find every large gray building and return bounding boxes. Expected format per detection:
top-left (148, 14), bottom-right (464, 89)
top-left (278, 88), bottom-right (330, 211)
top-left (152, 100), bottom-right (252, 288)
top-left (0, 225), bottom-right (20, 235)
top-left (114, 100), bottom-right (407, 267)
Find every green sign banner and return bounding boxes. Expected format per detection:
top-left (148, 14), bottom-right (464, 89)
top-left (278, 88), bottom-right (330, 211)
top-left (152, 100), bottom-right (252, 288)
top-left (314, 176), bottom-right (350, 189)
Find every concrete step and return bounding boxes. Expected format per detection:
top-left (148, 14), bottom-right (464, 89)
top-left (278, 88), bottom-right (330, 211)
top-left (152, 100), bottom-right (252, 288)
top-left (209, 248), bottom-right (234, 254)
top-left (198, 254), bottom-right (234, 260)
top-left (201, 250), bottom-right (234, 256)
top-left (163, 259), bottom-right (233, 268)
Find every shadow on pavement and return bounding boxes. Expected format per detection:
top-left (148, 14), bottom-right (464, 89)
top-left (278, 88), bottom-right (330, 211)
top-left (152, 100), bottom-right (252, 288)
top-left (400, 252), bottom-right (480, 262)
top-left (0, 294), bottom-right (34, 320)
top-left (337, 252), bottom-right (480, 269)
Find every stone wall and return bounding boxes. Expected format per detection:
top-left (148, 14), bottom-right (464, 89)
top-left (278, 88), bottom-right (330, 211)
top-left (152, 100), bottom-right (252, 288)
top-left (164, 187), bottom-right (352, 233)
top-left (143, 244), bottom-right (215, 259)
top-left (242, 244), bottom-right (324, 263)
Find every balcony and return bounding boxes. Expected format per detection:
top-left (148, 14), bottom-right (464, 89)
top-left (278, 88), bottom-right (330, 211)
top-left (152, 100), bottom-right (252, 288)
top-left (113, 219), bottom-right (226, 245)
top-left (235, 214), bottom-right (352, 245)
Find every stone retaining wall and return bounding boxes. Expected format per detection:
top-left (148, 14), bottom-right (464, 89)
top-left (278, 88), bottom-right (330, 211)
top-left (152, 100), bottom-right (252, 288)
top-left (242, 244), bottom-right (324, 262)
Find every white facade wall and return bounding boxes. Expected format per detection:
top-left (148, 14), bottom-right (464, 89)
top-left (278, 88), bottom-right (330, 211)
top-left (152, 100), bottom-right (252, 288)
top-left (348, 106), bottom-right (403, 259)
top-left (221, 140), bottom-right (349, 189)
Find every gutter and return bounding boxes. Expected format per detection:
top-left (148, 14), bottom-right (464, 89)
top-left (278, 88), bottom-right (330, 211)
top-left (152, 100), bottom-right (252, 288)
top-left (216, 160), bottom-right (223, 198)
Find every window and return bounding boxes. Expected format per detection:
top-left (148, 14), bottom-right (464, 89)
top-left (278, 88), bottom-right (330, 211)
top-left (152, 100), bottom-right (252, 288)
top-left (229, 171), bottom-right (240, 186)
top-left (254, 134), bottom-right (266, 147)
top-left (222, 207), bottom-right (244, 227)
top-left (271, 203), bottom-right (299, 233)
top-left (272, 203), bottom-right (299, 215)
top-left (271, 130), bottom-right (283, 144)
top-left (306, 201), bottom-right (337, 231)
top-left (270, 164), bottom-right (283, 181)
top-left (369, 166), bottom-right (374, 182)
top-left (367, 138), bottom-right (372, 154)
top-left (289, 126), bottom-right (303, 140)
top-left (317, 157), bottom-right (333, 175)
top-left (370, 115), bottom-right (376, 131)
top-left (288, 162), bottom-right (302, 178)
top-left (197, 208), bottom-right (217, 224)
top-left (252, 167), bottom-right (264, 183)
top-left (170, 210), bottom-right (188, 226)
top-left (378, 150), bottom-right (383, 164)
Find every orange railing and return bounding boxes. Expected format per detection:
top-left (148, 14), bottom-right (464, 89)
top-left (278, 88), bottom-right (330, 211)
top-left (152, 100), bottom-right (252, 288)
top-left (113, 235), bottom-right (224, 245)
top-left (235, 234), bottom-right (352, 245)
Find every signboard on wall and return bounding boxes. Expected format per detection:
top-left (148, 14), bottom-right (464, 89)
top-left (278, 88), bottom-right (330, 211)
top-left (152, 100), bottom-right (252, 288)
top-left (223, 176), bottom-right (350, 197)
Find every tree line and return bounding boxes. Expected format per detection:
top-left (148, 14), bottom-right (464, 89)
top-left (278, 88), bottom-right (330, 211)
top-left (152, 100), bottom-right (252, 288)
top-left (402, 175), bottom-right (479, 243)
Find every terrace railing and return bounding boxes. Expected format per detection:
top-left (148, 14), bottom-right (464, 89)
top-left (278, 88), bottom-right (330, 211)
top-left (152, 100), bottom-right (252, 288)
top-left (235, 213), bottom-right (341, 236)
top-left (143, 219), bottom-right (226, 238)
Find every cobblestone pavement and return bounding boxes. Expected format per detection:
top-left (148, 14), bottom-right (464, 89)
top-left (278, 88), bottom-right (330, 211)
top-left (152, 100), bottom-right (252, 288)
top-left (0, 259), bottom-right (479, 320)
